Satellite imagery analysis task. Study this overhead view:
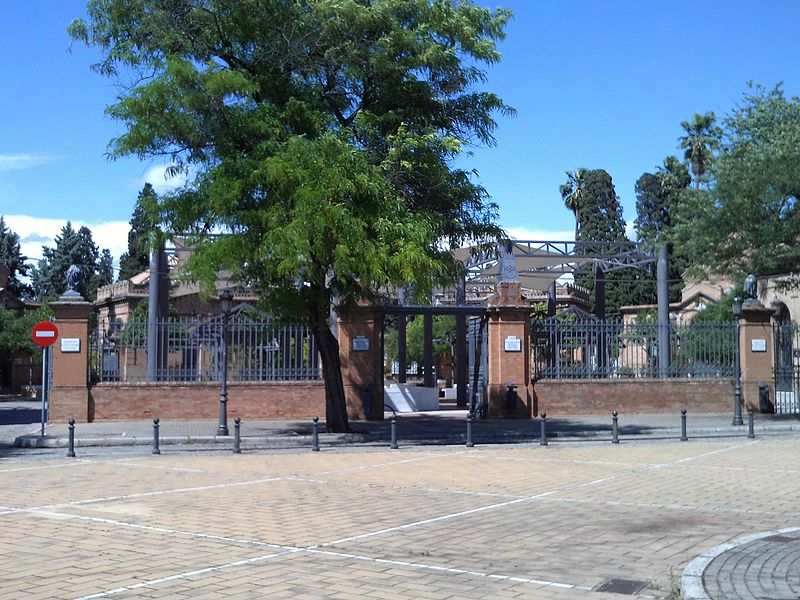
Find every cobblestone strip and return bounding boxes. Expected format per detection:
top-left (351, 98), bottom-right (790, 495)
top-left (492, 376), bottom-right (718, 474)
top-left (681, 527), bottom-right (800, 599)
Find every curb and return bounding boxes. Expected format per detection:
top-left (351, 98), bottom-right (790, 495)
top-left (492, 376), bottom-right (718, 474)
top-left (681, 527), bottom-right (800, 599)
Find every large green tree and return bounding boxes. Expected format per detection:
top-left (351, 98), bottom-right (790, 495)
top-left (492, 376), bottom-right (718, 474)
top-left (0, 216), bottom-right (32, 299)
top-left (561, 169), bottom-right (633, 314)
top-left (634, 156), bottom-right (691, 302)
top-left (672, 84), bottom-right (800, 279)
top-left (30, 222), bottom-right (113, 301)
top-left (0, 304), bottom-right (52, 388)
top-left (118, 183), bottom-right (158, 281)
top-left (70, 0), bottom-right (511, 432)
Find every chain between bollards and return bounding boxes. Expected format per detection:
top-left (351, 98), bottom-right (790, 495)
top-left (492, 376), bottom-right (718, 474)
top-left (611, 410), bottom-right (619, 444)
top-left (390, 417), bottom-right (398, 449)
top-left (466, 412), bottom-right (474, 448)
top-left (680, 409), bottom-right (688, 442)
top-left (311, 416), bottom-right (320, 451)
top-left (747, 406), bottom-right (755, 439)
top-left (152, 417), bottom-right (161, 455)
top-left (233, 417), bottom-right (242, 454)
top-left (66, 417), bottom-right (76, 458)
top-left (539, 412), bottom-right (548, 446)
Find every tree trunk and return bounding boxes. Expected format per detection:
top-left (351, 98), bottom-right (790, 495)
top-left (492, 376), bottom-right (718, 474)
top-left (310, 288), bottom-right (350, 433)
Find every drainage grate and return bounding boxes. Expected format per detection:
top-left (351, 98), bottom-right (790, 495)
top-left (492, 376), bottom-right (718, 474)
top-left (762, 535), bottom-right (800, 543)
top-left (593, 578), bottom-right (649, 595)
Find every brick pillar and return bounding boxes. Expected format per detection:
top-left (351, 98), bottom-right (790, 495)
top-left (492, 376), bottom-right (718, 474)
top-left (486, 281), bottom-right (532, 418)
top-left (740, 302), bottom-right (774, 411)
top-left (49, 297), bottom-right (93, 422)
top-left (337, 306), bottom-right (384, 421)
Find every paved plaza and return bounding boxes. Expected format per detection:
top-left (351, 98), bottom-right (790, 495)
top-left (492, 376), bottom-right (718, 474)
top-left (3, 431), bottom-right (800, 599)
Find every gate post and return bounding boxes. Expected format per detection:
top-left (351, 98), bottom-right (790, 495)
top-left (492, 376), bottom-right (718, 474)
top-left (337, 305), bottom-right (385, 421)
top-left (486, 281), bottom-right (532, 418)
top-left (49, 292), bottom-right (93, 423)
top-left (740, 301), bottom-right (775, 412)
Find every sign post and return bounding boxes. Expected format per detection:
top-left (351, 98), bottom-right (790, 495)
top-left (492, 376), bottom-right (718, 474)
top-left (32, 321), bottom-right (58, 436)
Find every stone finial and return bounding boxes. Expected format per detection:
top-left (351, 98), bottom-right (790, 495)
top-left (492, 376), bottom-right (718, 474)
top-left (60, 265), bottom-right (85, 301)
top-left (500, 241), bottom-right (518, 282)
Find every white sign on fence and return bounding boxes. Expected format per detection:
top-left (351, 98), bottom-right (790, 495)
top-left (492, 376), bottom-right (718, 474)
top-left (751, 339), bottom-right (767, 352)
top-left (504, 336), bottom-right (521, 352)
top-left (60, 338), bottom-right (81, 353)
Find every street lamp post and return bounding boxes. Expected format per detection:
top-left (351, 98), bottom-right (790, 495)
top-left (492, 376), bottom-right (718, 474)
top-left (217, 288), bottom-right (233, 436)
top-left (732, 296), bottom-right (743, 426)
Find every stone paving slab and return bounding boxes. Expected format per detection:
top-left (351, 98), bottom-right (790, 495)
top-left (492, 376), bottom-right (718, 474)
top-left (2, 437), bottom-right (800, 598)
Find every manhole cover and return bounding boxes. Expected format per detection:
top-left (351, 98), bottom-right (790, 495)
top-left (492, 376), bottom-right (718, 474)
top-left (594, 578), bottom-right (649, 595)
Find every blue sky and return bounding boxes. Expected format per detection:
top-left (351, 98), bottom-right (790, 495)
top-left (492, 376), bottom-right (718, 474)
top-left (2, 0), bottom-right (800, 268)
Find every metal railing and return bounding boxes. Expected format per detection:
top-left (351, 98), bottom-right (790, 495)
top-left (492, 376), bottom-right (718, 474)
top-left (532, 319), bottom-right (735, 379)
top-left (90, 314), bottom-right (321, 383)
top-left (774, 323), bottom-right (800, 415)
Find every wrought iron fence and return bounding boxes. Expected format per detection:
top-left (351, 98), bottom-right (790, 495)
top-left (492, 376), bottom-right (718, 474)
top-left (774, 322), bottom-right (800, 415)
top-left (90, 314), bottom-right (321, 383)
top-left (532, 318), bottom-right (735, 379)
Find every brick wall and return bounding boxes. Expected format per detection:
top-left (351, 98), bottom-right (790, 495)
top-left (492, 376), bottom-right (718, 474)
top-left (533, 379), bottom-right (733, 416)
top-left (71, 381), bottom-right (326, 423)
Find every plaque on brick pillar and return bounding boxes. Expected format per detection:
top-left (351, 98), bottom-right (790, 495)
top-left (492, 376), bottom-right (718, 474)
top-left (740, 301), bottom-right (775, 412)
top-left (336, 305), bottom-right (385, 421)
top-left (485, 279), bottom-right (532, 419)
top-left (49, 290), bottom-right (93, 423)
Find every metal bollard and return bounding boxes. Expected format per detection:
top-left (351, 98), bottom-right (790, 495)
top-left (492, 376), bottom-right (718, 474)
top-left (390, 417), bottom-right (398, 450)
top-left (466, 412), bottom-right (475, 448)
top-left (611, 410), bottom-right (619, 444)
top-left (233, 417), bottom-right (242, 454)
top-left (539, 412), bottom-right (548, 446)
top-left (152, 417), bottom-right (161, 455)
top-left (66, 417), bottom-right (76, 458)
top-left (748, 406), bottom-right (755, 439)
top-left (312, 416), bottom-right (320, 451)
top-left (680, 409), bottom-right (688, 442)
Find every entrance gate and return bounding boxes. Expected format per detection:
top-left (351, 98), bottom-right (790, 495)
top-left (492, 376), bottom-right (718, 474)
top-left (774, 317), bottom-right (800, 415)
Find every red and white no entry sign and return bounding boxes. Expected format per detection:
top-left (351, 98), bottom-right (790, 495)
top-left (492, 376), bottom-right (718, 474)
top-left (32, 321), bottom-right (59, 347)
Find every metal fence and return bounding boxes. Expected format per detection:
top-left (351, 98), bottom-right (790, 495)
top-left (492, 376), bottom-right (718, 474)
top-left (90, 314), bottom-right (321, 383)
top-left (532, 318), bottom-right (735, 379)
top-left (774, 322), bottom-right (800, 415)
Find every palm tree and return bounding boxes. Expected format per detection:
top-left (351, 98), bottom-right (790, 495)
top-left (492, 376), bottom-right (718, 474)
top-left (678, 112), bottom-right (721, 188)
top-left (560, 168), bottom-right (586, 239)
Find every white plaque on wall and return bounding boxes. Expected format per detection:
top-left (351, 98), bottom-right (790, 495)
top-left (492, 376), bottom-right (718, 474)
top-left (751, 339), bottom-right (767, 352)
top-left (352, 336), bottom-right (370, 352)
top-left (61, 338), bottom-right (81, 353)
top-left (504, 336), bottom-right (521, 352)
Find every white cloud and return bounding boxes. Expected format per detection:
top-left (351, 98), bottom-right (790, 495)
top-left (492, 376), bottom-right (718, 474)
top-left (5, 214), bottom-right (129, 270)
top-left (503, 226), bottom-right (575, 242)
top-left (0, 153), bottom-right (58, 172)
top-left (138, 163), bottom-right (191, 194)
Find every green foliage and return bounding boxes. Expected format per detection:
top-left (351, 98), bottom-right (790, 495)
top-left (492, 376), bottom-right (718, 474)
top-left (118, 183), bottom-right (157, 281)
top-left (0, 216), bottom-right (32, 299)
top-left (677, 111), bottom-right (721, 187)
top-left (560, 168), bottom-right (632, 315)
top-left (0, 304), bottom-right (53, 366)
top-left (71, 0), bottom-right (512, 431)
top-left (672, 84), bottom-right (800, 279)
top-left (384, 315), bottom-right (455, 366)
top-left (634, 156), bottom-right (691, 302)
top-left (30, 222), bottom-right (113, 301)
